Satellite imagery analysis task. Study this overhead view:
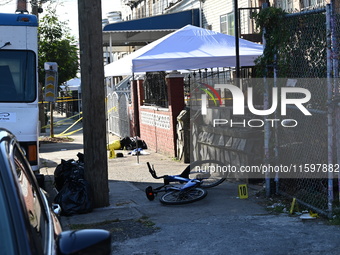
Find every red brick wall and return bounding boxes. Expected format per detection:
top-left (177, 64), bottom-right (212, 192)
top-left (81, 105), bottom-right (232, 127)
top-left (139, 108), bottom-right (175, 156)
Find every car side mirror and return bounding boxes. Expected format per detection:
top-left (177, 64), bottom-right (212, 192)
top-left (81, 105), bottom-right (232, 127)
top-left (57, 229), bottom-right (111, 255)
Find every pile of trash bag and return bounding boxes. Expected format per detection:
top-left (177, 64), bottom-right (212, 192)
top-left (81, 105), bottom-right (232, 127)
top-left (53, 152), bottom-right (92, 216)
top-left (120, 136), bottom-right (148, 150)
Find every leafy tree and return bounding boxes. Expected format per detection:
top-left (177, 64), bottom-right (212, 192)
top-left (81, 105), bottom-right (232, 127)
top-left (38, 7), bottom-right (79, 86)
top-left (252, 7), bottom-right (288, 78)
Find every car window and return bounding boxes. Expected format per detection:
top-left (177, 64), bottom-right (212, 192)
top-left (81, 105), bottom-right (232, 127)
top-left (14, 146), bottom-right (48, 254)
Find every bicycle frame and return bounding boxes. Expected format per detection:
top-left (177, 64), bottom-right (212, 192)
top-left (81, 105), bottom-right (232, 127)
top-left (146, 162), bottom-right (202, 201)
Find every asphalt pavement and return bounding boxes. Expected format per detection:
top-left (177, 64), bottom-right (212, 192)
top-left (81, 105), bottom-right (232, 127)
top-left (39, 113), bottom-right (340, 255)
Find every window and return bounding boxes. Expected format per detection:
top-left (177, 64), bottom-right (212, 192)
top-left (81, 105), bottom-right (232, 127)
top-left (220, 15), bottom-right (227, 34)
top-left (220, 12), bottom-right (234, 36)
top-left (143, 72), bottom-right (168, 108)
top-left (302, 0), bottom-right (323, 8)
top-left (277, 0), bottom-right (293, 11)
top-left (0, 50), bottom-right (36, 102)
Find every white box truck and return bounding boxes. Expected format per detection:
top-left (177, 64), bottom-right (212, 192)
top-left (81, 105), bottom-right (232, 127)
top-left (0, 13), bottom-right (40, 171)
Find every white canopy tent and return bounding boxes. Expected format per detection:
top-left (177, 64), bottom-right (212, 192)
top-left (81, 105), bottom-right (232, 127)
top-left (60, 78), bottom-right (81, 92)
top-left (104, 25), bottom-right (263, 77)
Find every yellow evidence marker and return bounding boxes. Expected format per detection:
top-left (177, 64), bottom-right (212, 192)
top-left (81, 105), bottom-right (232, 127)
top-left (238, 184), bottom-right (248, 199)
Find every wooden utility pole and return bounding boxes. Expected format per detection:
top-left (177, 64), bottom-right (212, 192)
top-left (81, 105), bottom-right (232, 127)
top-left (29, 1), bottom-right (46, 134)
top-left (78, 0), bottom-right (109, 208)
top-left (31, 0), bottom-right (38, 15)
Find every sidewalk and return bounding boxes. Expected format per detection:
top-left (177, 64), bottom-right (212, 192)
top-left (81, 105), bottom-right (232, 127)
top-left (40, 113), bottom-right (206, 223)
top-left (39, 113), bottom-right (340, 255)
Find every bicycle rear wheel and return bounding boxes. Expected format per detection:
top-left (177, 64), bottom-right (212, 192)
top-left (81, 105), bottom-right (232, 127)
top-left (160, 188), bottom-right (207, 205)
top-left (188, 160), bottom-right (226, 188)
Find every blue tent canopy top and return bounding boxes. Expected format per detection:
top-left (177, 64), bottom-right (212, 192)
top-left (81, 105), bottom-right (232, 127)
top-left (102, 9), bottom-right (200, 47)
top-left (103, 9), bottom-right (200, 32)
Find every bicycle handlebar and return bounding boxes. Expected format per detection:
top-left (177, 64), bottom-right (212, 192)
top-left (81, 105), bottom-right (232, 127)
top-left (147, 162), bottom-right (165, 179)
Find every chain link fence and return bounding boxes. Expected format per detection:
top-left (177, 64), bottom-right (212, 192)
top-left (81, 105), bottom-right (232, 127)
top-left (106, 76), bottom-right (131, 138)
top-left (271, 4), bottom-right (340, 216)
top-left (187, 4), bottom-right (340, 217)
top-left (107, 91), bottom-right (130, 138)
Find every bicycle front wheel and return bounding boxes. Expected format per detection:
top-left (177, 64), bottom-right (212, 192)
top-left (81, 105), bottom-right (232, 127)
top-left (160, 188), bottom-right (207, 205)
top-left (188, 160), bottom-right (226, 188)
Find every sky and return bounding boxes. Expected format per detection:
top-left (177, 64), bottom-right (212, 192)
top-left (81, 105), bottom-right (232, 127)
top-left (0, 0), bottom-right (122, 38)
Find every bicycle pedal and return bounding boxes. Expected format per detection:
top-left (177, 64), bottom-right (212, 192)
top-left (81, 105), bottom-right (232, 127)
top-left (145, 186), bottom-right (155, 201)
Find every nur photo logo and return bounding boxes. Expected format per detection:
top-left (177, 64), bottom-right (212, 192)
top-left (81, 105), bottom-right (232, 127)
top-left (198, 80), bottom-right (312, 128)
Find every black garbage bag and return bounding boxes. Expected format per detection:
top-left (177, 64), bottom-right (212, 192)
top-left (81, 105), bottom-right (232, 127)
top-left (54, 159), bottom-right (84, 191)
top-left (120, 136), bottom-right (148, 150)
top-left (54, 179), bottom-right (93, 216)
top-left (77, 152), bottom-right (84, 163)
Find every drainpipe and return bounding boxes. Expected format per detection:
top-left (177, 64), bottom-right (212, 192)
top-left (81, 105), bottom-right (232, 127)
top-left (199, 0), bottom-right (202, 27)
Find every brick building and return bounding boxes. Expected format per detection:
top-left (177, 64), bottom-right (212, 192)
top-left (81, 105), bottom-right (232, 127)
top-left (129, 72), bottom-right (185, 158)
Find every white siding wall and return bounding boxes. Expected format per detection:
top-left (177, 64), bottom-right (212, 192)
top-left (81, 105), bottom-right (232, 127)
top-left (202, 0), bottom-right (231, 31)
top-left (202, 0), bottom-right (255, 33)
top-left (119, 0), bottom-right (260, 32)
top-left (164, 0), bottom-right (200, 14)
top-left (120, 2), bottom-right (132, 20)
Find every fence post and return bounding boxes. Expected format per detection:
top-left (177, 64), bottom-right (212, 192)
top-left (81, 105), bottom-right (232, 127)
top-left (330, 0), bottom-right (340, 204)
top-left (273, 52), bottom-right (279, 194)
top-left (259, 3), bottom-right (271, 197)
top-left (131, 77), bottom-right (140, 137)
top-left (262, 36), bottom-right (271, 196)
top-left (326, 4), bottom-right (334, 217)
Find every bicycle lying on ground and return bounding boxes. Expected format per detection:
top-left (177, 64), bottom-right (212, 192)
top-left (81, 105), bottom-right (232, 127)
top-left (145, 160), bottom-right (226, 205)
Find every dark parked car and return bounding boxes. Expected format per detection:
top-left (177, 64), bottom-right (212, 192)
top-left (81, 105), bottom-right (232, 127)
top-left (0, 128), bottom-right (111, 255)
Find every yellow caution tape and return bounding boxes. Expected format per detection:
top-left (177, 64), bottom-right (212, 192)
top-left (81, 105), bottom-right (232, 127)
top-left (107, 106), bottom-right (118, 113)
top-left (55, 117), bottom-right (83, 137)
top-left (55, 127), bottom-right (83, 137)
top-left (41, 112), bottom-right (82, 129)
